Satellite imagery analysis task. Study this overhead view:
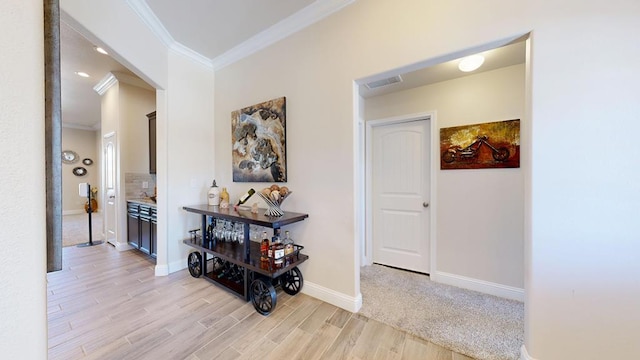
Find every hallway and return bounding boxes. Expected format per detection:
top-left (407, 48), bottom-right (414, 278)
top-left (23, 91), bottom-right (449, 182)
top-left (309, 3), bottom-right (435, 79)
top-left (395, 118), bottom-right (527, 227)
top-left (48, 245), bottom-right (474, 359)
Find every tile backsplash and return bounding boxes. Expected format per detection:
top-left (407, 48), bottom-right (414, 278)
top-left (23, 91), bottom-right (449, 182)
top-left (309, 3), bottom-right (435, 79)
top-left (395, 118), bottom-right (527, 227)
top-left (125, 172), bottom-right (156, 199)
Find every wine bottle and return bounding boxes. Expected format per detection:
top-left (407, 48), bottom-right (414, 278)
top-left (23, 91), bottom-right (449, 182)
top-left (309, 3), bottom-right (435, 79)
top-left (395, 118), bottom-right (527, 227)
top-left (273, 235), bottom-right (284, 269)
top-left (236, 188), bottom-right (255, 206)
top-left (260, 231), bottom-right (269, 262)
top-left (220, 187), bottom-right (230, 208)
top-left (283, 230), bottom-right (294, 264)
top-left (217, 261), bottom-right (231, 279)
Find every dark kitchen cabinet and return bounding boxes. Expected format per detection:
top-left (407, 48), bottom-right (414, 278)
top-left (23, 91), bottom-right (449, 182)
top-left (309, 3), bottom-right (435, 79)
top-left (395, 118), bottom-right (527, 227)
top-left (151, 207), bottom-right (157, 257)
top-left (139, 205), bottom-right (152, 254)
top-left (127, 201), bottom-right (157, 259)
top-left (127, 203), bottom-right (140, 249)
top-left (147, 111), bottom-right (156, 174)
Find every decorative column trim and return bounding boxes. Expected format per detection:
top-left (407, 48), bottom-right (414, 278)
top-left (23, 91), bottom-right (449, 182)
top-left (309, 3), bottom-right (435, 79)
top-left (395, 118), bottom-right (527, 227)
top-left (44, 0), bottom-right (62, 272)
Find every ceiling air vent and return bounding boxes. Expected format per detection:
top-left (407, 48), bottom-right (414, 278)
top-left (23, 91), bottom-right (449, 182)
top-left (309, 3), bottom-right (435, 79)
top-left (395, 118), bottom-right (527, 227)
top-left (365, 75), bottom-right (403, 89)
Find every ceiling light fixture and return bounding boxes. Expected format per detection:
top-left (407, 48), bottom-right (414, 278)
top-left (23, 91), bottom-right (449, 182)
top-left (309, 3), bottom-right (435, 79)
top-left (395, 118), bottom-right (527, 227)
top-left (75, 71), bottom-right (90, 78)
top-left (94, 46), bottom-right (108, 55)
top-left (458, 54), bottom-right (485, 72)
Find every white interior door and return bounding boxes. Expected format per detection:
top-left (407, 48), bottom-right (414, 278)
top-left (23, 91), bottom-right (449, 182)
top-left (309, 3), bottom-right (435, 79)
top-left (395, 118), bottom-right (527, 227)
top-left (372, 119), bottom-right (430, 273)
top-left (104, 132), bottom-right (117, 246)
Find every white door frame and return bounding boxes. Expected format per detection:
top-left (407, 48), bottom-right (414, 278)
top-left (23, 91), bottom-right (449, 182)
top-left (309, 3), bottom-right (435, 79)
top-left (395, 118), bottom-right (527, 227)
top-left (363, 111), bottom-right (438, 275)
top-left (103, 131), bottom-right (117, 247)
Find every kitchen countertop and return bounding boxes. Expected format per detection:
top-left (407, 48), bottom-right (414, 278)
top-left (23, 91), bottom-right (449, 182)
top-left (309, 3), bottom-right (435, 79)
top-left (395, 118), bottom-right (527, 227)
top-left (127, 198), bottom-right (157, 207)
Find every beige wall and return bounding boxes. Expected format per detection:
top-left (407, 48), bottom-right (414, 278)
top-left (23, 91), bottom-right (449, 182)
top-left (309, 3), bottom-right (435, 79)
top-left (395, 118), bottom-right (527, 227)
top-left (40, 1), bottom-right (640, 359)
top-left (0, 0), bottom-right (47, 358)
top-left (62, 0), bottom-right (216, 277)
top-left (119, 82), bottom-right (155, 174)
top-left (213, 1), bottom-right (640, 359)
top-left (99, 79), bottom-right (155, 250)
top-left (164, 51), bottom-right (215, 273)
top-left (62, 127), bottom-right (100, 213)
top-left (365, 64), bottom-right (525, 290)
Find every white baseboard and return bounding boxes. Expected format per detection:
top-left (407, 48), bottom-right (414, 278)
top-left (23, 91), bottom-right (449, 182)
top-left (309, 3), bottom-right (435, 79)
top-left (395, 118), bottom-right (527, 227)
top-left (114, 242), bottom-right (134, 251)
top-left (520, 345), bottom-right (537, 360)
top-left (155, 263), bottom-right (169, 276)
top-left (155, 258), bottom-right (185, 276)
top-left (158, 260), bottom-right (363, 312)
top-left (168, 258), bottom-right (187, 274)
top-left (433, 271), bottom-right (524, 301)
top-left (302, 281), bottom-right (362, 313)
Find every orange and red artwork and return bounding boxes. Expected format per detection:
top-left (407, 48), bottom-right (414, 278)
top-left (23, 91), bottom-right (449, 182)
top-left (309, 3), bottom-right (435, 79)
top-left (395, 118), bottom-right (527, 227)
top-left (440, 119), bottom-right (520, 170)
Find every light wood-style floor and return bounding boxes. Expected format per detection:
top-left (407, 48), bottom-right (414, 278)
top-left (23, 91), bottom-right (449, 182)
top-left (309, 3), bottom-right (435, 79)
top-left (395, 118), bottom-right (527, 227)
top-left (47, 244), bottom-right (474, 360)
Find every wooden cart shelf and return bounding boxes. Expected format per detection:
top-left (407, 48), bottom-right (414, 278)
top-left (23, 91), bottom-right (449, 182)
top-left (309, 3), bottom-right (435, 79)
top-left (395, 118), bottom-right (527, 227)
top-left (182, 237), bottom-right (308, 278)
top-left (182, 204), bottom-right (309, 315)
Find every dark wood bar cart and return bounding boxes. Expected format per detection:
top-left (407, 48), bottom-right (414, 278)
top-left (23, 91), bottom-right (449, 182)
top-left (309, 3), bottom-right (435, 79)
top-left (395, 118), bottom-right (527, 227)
top-left (182, 204), bottom-right (308, 315)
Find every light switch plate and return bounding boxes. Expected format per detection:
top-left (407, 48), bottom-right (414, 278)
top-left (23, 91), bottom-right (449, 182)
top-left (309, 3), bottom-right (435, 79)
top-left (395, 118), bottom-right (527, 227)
top-left (142, 181), bottom-right (149, 189)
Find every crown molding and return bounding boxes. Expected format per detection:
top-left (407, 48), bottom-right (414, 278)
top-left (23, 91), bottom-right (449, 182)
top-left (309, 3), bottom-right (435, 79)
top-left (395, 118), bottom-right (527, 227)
top-left (126, 0), bottom-right (214, 69)
top-left (211, 0), bottom-right (355, 70)
top-left (127, 0), bottom-right (354, 71)
top-left (93, 72), bottom-right (118, 95)
top-left (94, 71), bottom-right (154, 96)
top-left (169, 42), bottom-right (214, 70)
top-left (112, 71), bottom-right (155, 90)
top-left (62, 122), bottom-right (99, 131)
top-left (126, 0), bottom-right (174, 47)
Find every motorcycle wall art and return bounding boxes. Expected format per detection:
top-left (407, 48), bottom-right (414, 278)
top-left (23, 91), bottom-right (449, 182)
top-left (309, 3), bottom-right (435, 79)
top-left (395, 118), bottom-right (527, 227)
top-left (440, 119), bottom-right (520, 170)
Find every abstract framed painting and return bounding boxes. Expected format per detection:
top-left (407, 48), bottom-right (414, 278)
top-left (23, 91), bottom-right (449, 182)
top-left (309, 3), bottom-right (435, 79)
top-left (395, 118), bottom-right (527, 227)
top-left (440, 119), bottom-right (520, 170)
top-left (232, 97), bottom-right (287, 182)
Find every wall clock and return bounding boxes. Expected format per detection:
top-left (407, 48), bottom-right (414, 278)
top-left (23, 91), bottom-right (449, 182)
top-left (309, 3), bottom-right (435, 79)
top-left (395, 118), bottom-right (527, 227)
top-left (72, 167), bottom-right (87, 176)
top-left (62, 150), bottom-right (79, 164)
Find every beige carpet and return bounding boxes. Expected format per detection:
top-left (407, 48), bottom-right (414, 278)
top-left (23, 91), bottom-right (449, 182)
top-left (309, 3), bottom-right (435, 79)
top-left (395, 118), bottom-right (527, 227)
top-left (62, 212), bottom-right (104, 247)
top-left (359, 264), bottom-right (524, 360)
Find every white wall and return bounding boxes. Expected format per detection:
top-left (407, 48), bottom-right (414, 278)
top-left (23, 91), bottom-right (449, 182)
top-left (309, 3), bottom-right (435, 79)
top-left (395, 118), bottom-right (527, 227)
top-left (213, 1), bottom-right (640, 359)
top-left (62, 127), bottom-right (100, 214)
top-left (101, 82), bottom-right (119, 135)
top-left (0, 0), bottom-right (47, 358)
top-left (99, 78), bottom-right (155, 251)
top-left (164, 51), bottom-right (215, 273)
top-left (365, 64), bottom-right (525, 291)
top-left (119, 82), bottom-right (155, 174)
top-left (62, 0), bottom-right (215, 278)
top-left (50, 1), bottom-right (640, 359)
top-left (61, 0), bottom-right (168, 90)
top-left (525, 4), bottom-right (640, 358)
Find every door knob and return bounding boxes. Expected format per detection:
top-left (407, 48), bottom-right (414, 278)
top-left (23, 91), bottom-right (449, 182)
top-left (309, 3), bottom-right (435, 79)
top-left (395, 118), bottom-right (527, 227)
top-left (109, 195), bottom-right (115, 199)
top-left (423, 202), bottom-right (429, 208)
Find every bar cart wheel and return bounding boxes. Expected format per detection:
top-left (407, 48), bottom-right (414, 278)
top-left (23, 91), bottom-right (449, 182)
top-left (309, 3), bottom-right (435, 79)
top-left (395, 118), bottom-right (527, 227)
top-left (250, 278), bottom-right (277, 315)
top-left (187, 251), bottom-right (202, 278)
top-left (279, 267), bottom-right (304, 295)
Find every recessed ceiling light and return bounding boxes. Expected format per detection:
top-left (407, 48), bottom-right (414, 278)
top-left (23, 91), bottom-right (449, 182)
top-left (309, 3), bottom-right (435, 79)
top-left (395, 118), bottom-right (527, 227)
top-left (75, 71), bottom-right (90, 78)
top-left (94, 46), bottom-right (108, 55)
top-left (458, 54), bottom-right (485, 72)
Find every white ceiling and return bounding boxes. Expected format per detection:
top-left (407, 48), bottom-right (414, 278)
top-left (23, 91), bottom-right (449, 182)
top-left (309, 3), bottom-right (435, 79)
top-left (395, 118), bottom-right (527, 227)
top-left (359, 41), bottom-right (526, 98)
top-left (145, 0), bottom-right (316, 60)
top-left (60, 21), bottom-right (133, 129)
top-left (60, 0), bottom-right (525, 129)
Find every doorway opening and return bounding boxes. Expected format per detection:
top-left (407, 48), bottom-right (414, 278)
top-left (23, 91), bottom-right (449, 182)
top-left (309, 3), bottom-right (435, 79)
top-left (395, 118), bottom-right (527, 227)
top-left (56, 17), bottom-right (160, 262)
top-left (355, 34), bottom-right (528, 280)
top-left (353, 34), bottom-right (530, 358)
